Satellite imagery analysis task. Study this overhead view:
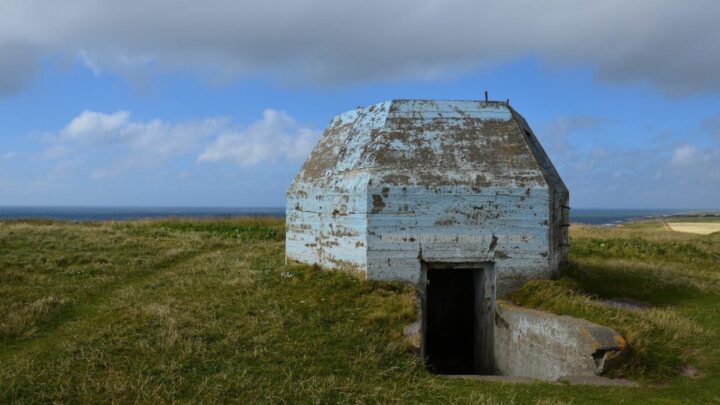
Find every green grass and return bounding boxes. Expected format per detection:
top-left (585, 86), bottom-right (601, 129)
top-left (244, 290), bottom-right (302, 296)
top-left (0, 218), bottom-right (719, 403)
top-left (664, 215), bottom-right (720, 224)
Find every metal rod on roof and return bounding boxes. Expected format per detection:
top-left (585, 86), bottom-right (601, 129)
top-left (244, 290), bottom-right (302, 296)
top-left (484, 91), bottom-right (488, 102)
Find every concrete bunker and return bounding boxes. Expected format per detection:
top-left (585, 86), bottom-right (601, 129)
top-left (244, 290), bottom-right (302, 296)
top-left (286, 99), bottom-right (625, 381)
top-left (286, 99), bottom-right (569, 294)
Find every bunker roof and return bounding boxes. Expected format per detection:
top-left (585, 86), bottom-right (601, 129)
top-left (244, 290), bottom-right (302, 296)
top-left (291, 99), bottom-right (566, 191)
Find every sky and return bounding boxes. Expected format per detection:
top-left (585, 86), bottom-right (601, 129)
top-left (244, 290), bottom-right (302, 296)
top-left (0, 0), bottom-right (719, 209)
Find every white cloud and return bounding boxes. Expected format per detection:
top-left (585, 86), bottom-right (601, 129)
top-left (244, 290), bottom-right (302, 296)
top-left (124, 118), bottom-right (229, 159)
top-left (50, 110), bottom-right (228, 160)
top-left (0, 152), bottom-right (16, 160)
top-left (39, 108), bottom-right (317, 180)
top-left (60, 110), bottom-right (131, 144)
top-left (2, 1), bottom-right (720, 95)
top-left (671, 144), bottom-right (697, 167)
top-left (198, 109), bottom-right (319, 167)
top-left (79, 50), bottom-right (101, 76)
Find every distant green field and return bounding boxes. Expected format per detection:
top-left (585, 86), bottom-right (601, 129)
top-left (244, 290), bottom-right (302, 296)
top-left (0, 218), bottom-right (718, 404)
top-left (665, 215), bottom-right (720, 223)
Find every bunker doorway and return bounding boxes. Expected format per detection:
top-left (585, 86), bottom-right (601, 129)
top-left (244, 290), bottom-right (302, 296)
top-left (422, 264), bottom-right (495, 375)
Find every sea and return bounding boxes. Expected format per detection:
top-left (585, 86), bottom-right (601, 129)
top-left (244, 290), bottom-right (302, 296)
top-left (0, 206), bottom-right (707, 225)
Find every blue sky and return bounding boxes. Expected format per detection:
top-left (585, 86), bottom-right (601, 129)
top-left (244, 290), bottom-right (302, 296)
top-left (1, 1), bottom-right (719, 209)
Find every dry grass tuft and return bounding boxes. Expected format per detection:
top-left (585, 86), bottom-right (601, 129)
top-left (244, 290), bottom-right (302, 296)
top-left (0, 295), bottom-right (70, 340)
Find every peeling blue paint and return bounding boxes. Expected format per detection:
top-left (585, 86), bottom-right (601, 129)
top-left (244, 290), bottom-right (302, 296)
top-left (286, 100), bottom-right (569, 295)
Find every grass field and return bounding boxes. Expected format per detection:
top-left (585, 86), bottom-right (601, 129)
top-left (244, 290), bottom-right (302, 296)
top-left (0, 217), bottom-right (718, 404)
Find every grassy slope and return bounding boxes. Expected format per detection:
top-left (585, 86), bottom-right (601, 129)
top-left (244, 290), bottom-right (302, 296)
top-left (0, 218), bottom-right (718, 404)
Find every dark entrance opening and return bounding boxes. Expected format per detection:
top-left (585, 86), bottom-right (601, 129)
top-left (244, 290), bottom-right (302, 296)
top-left (422, 264), bottom-right (495, 375)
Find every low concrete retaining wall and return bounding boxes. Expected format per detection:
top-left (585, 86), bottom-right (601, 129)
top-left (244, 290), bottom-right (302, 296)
top-left (494, 301), bottom-right (627, 381)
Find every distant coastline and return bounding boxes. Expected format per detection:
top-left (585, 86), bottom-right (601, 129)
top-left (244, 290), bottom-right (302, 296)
top-left (568, 208), bottom-right (719, 226)
top-left (1, 206), bottom-right (717, 226)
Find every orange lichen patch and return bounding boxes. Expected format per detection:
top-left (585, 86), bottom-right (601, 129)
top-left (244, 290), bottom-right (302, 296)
top-left (613, 334), bottom-right (628, 351)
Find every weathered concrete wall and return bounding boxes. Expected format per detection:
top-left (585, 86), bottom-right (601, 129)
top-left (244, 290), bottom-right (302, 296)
top-left (285, 104), bottom-right (388, 273)
top-left (511, 111), bottom-right (570, 267)
top-left (286, 100), bottom-right (569, 291)
top-left (286, 180), bottom-right (369, 273)
top-left (366, 186), bottom-right (551, 295)
top-left (494, 302), bottom-right (627, 381)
